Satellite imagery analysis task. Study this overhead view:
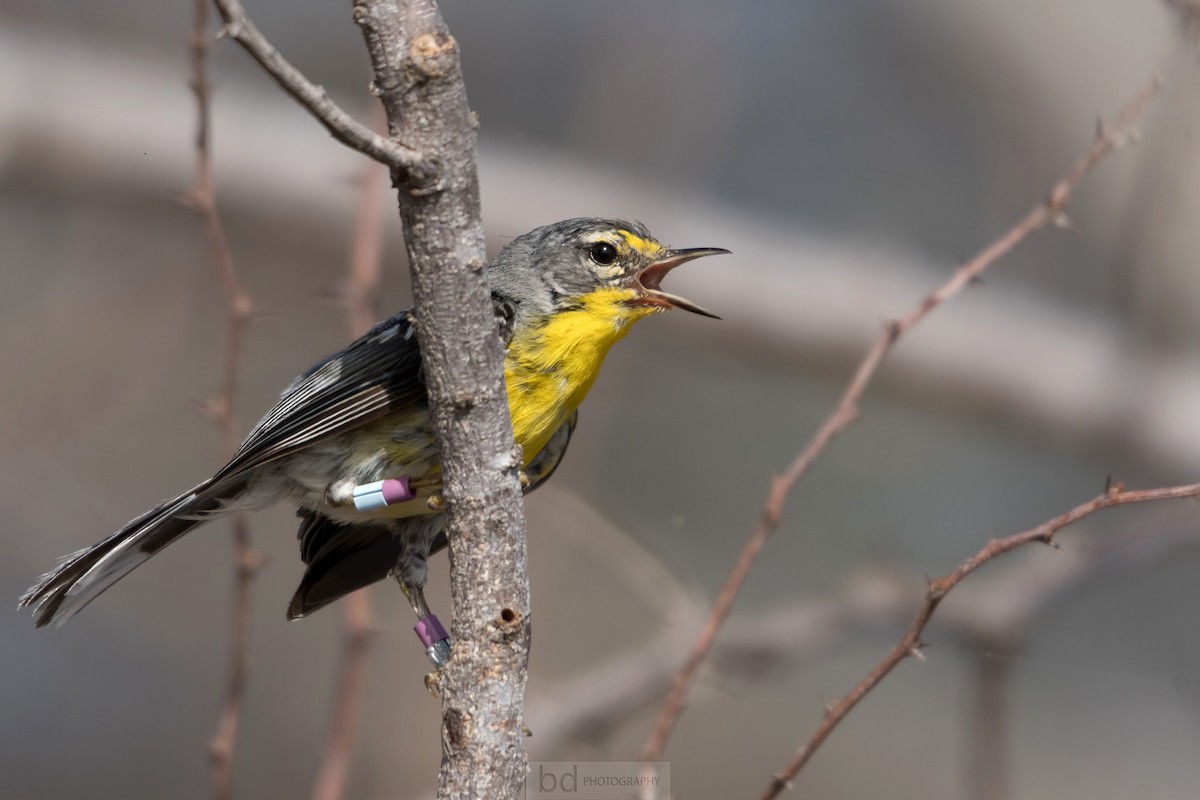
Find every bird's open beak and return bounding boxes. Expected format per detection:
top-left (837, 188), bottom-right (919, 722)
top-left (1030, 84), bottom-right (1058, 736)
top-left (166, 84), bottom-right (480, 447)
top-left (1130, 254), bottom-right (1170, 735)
top-left (632, 247), bottom-right (730, 319)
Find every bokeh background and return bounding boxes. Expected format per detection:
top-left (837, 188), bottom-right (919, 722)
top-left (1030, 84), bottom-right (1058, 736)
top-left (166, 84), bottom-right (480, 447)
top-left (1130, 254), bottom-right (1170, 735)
top-left (5, 1), bottom-right (1200, 798)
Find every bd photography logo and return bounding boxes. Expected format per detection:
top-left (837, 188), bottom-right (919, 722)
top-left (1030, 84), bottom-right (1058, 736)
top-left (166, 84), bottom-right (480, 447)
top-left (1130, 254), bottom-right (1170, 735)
top-left (527, 762), bottom-right (670, 799)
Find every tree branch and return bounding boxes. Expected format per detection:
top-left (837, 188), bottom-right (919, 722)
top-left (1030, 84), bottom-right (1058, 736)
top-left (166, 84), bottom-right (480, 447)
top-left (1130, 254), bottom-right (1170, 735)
top-left (761, 480), bottom-right (1200, 799)
top-left (350, 2), bottom-right (531, 797)
top-left (640, 75), bottom-right (1163, 765)
top-left (185, 2), bottom-right (263, 799)
top-left (526, 508), bottom-right (1200, 749)
top-left (209, 0), bottom-right (529, 794)
top-left (210, 0), bottom-right (429, 178)
top-left (350, 0), bottom-right (530, 796)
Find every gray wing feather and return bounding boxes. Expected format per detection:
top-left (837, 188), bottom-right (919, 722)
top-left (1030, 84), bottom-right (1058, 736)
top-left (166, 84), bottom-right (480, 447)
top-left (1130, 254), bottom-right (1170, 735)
top-left (214, 312), bottom-right (425, 482)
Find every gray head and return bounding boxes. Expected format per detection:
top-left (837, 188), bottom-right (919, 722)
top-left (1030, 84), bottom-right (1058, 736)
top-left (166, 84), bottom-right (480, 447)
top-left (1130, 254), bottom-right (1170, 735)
top-left (487, 218), bottom-right (729, 329)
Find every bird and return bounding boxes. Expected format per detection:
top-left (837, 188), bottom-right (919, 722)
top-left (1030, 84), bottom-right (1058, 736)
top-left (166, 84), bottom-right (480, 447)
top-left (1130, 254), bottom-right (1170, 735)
top-left (20, 217), bottom-right (728, 665)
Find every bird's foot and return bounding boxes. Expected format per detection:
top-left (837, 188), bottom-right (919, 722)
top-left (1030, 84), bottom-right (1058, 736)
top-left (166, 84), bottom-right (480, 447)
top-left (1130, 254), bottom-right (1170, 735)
top-left (421, 635), bottom-right (450, 698)
top-left (424, 668), bottom-right (444, 698)
top-left (415, 612), bottom-right (451, 669)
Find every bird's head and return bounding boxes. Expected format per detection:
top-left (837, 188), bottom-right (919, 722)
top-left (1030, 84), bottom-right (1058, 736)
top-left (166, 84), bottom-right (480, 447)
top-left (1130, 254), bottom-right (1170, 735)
top-left (488, 218), bottom-right (728, 330)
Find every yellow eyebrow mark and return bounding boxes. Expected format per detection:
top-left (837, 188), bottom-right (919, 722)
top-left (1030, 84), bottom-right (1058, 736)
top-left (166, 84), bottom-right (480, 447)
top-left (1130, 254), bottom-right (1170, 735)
top-left (616, 229), bottom-right (665, 258)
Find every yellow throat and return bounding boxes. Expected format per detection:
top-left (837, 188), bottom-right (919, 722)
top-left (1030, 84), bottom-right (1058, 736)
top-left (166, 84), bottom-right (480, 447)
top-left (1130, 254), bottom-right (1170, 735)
top-left (504, 286), bottom-right (657, 465)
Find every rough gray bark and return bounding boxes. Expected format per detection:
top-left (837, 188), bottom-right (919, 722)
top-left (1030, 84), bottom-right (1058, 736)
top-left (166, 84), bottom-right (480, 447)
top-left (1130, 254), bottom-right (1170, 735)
top-left (351, 2), bottom-right (531, 798)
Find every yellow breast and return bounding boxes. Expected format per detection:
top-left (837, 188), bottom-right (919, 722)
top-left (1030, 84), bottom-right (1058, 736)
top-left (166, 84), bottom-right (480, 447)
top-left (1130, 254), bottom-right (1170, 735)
top-left (504, 287), bottom-right (656, 465)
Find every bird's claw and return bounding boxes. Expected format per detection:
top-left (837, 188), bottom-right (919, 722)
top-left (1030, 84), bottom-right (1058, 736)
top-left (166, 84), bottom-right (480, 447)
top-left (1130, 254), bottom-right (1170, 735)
top-left (424, 669), bottom-right (444, 698)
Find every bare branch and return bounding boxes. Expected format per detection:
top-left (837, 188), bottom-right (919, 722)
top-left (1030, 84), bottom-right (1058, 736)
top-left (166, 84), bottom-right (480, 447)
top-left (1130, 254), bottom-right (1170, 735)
top-left (344, 147), bottom-right (387, 339)
top-left (965, 649), bottom-right (1011, 800)
top-left (312, 594), bottom-right (377, 800)
top-left (185, 2), bottom-right (263, 798)
top-left (527, 512), bottom-right (1200, 748)
top-left (206, 0), bottom-right (530, 793)
top-left (640, 75), bottom-right (1163, 765)
top-left (761, 480), bottom-right (1200, 799)
top-left (209, 0), bottom-right (430, 179)
top-left (1162, 0), bottom-right (1200, 41)
top-left (350, 2), bottom-right (531, 797)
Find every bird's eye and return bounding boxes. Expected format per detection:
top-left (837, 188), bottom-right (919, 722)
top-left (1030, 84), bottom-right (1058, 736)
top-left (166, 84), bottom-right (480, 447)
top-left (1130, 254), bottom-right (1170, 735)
top-left (589, 241), bottom-right (619, 266)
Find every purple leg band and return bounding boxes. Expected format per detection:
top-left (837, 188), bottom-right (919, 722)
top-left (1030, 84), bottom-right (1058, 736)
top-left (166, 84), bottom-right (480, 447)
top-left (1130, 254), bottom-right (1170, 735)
top-left (414, 614), bottom-right (449, 647)
top-left (381, 477), bottom-right (413, 505)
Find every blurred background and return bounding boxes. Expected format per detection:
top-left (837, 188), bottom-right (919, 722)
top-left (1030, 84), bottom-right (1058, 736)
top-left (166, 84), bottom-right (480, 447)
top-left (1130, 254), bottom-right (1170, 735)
top-left (4, 1), bottom-right (1200, 798)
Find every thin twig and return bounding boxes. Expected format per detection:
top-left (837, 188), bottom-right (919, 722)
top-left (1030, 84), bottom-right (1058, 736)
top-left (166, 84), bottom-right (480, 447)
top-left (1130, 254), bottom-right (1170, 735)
top-left (209, 0), bottom-right (427, 178)
top-left (312, 590), bottom-right (376, 800)
top-left (1162, 0), bottom-right (1200, 41)
top-left (311, 137), bottom-right (387, 800)
top-left (186, 3), bottom-right (262, 799)
top-left (639, 76), bottom-right (1162, 765)
top-left (344, 149), bottom-right (386, 340)
top-left (761, 479), bottom-right (1200, 799)
top-left (526, 509), bottom-right (1200, 748)
top-left (966, 648), bottom-right (1011, 800)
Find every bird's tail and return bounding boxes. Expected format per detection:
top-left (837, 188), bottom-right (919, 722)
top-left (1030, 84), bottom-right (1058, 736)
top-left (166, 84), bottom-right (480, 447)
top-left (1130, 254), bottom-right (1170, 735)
top-left (19, 477), bottom-right (247, 628)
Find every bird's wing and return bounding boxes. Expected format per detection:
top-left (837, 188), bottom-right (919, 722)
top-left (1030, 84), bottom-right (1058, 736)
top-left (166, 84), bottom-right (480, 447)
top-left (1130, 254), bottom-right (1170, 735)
top-left (215, 311), bottom-right (427, 482)
top-left (215, 293), bottom-right (520, 483)
top-left (292, 410), bottom-right (579, 593)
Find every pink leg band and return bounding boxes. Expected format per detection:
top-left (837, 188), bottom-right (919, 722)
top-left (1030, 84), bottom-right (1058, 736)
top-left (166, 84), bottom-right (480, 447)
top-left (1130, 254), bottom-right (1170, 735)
top-left (414, 614), bottom-right (449, 647)
top-left (351, 478), bottom-right (414, 511)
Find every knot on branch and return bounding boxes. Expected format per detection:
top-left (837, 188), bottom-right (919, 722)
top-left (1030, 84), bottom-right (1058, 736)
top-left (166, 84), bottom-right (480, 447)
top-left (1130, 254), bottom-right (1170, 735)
top-left (927, 576), bottom-right (951, 601)
top-left (493, 606), bottom-right (525, 638)
top-left (449, 389), bottom-right (477, 410)
top-left (883, 318), bottom-right (902, 343)
top-left (1047, 181), bottom-right (1071, 214)
top-left (410, 32), bottom-right (457, 78)
top-left (490, 445), bottom-right (524, 472)
top-left (390, 156), bottom-right (445, 196)
top-left (208, 736), bottom-right (233, 765)
top-left (237, 547), bottom-right (266, 578)
top-left (442, 707), bottom-right (473, 752)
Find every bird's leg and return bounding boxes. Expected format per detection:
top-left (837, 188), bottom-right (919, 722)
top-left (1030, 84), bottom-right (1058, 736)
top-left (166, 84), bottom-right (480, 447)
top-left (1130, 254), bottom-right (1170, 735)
top-left (327, 475), bottom-right (452, 513)
top-left (327, 477), bottom-right (415, 509)
top-left (398, 577), bottom-right (451, 677)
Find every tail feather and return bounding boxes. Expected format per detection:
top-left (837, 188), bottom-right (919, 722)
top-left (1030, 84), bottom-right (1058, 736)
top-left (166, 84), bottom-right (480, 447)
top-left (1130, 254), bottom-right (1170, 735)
top-left (286, 513), bottom-right (447, 621)
top-left (287, 514), bottom-right (397, 620)
top-left (20, 478), bottom-right (245, 627)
